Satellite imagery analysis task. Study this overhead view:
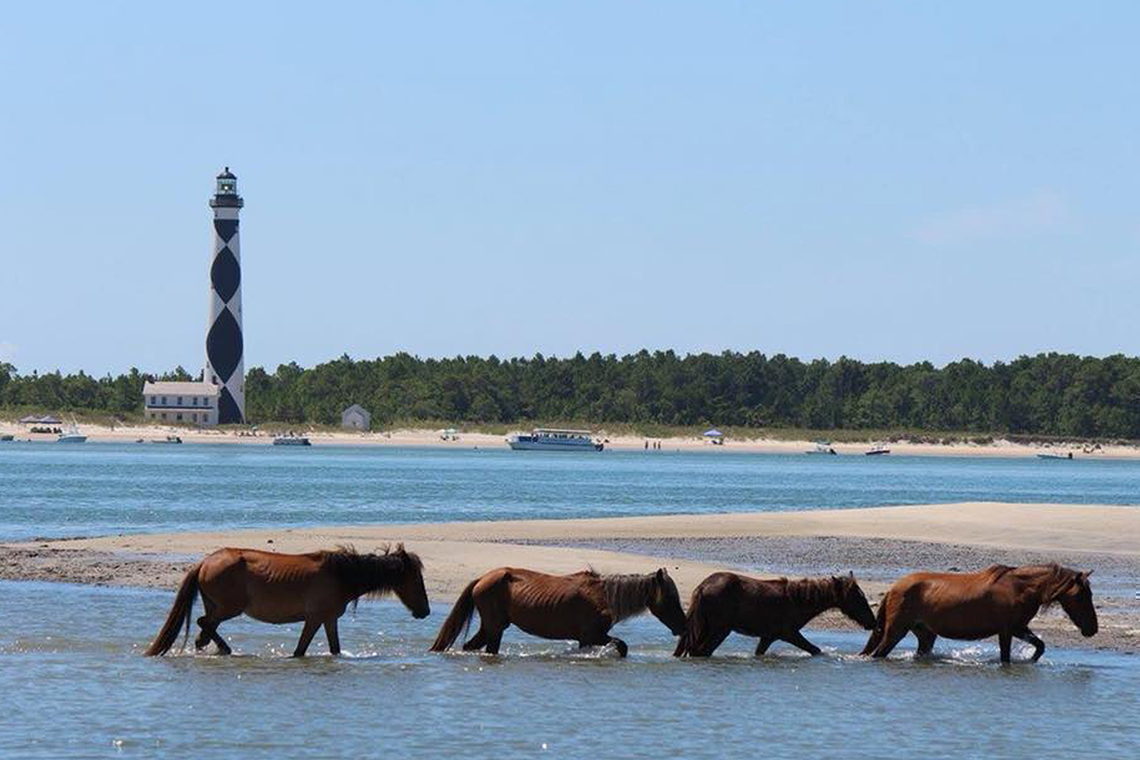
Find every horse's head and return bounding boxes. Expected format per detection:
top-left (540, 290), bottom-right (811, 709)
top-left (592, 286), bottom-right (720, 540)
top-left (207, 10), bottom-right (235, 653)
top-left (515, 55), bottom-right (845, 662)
top-left (834, 573), bottom-right (876, 630)
top-left (390, 544), bottom-right (430, 619)
top-left (1056, 569), bottom-right (1097, 638)
top-left (648, 568), bottom-right (687, 636)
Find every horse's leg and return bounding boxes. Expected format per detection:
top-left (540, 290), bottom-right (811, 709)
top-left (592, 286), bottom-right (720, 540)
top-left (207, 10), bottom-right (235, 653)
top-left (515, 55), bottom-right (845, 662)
top-left (782, 630), bottom-right (822, 656)
top-left (913, 625), bottom-right (937, 657)
top-left (484, 628), bottom-right (505, 655)
top-left (1014, 627), bottom-right (1045, 662)
top-left (691, 625), bottom-right (730, 657)
top-left (870, 618), bottom-right (912, 658)
top-left (461, 628), bottom-right (488, 651)
top-left (293, 619), bottom-right (322, 658)
top-left (998, 631), bottom-right (1013, 664)
top-left (754, 637), bottom-right (774, 656)
top-left (606, 636), bottom-right (629, 658)
top-left (195, 594), bottom-right (233, 655)
top-left (324, 619), bottom-right (341, 656)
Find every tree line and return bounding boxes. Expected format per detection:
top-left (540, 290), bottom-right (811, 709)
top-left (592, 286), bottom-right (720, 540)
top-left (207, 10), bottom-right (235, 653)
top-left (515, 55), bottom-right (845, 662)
top-left (3, 351), bottom-right (1140, 438)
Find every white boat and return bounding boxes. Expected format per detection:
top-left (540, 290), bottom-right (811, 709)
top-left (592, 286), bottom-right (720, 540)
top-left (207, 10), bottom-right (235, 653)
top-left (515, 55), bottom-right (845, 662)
top-left (865, 444), bottom-right (891, 456)
top-left (806, 440), bottom-right (837, 455)
top-left (273, 434), bottom-right (311, 446)
top-left (1037, 452), bottom-right (1072, 460)
top-left (57, 423), bottom-right (87, 443)
top-left (507, 428), bottom-right (603, 452)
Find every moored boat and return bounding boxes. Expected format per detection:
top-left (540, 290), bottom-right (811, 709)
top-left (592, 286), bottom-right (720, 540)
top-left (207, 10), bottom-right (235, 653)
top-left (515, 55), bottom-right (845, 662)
top-left (57, 422), bottom-right (87, 443)
top-left (152, 435), bottom-right (183, 444)
top-left (806, 440), bottom-right (837, 455)
top-left (1037, 451), bottom-right (1073, 460)
top-left (273, 434), bottom-right (311, 446)
top-left (507, 428), bottom-right (603, 452)
top-left (865, 444), bottom-right (891, 456)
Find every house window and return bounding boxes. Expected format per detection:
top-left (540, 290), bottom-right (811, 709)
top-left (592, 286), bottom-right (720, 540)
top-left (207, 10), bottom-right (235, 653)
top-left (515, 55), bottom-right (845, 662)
top-left (177, 396), bottom-right (183, 405)
top-left (192, 397), bottom-right (198, 406)
top-left (176, 413), bottom-right (183, 421)
top-left (160, 413), bottom-right (167, 420)
top-left (149, 396), bottom-right (156, 405)
top-left (161, 396), bottom-right (167, 405)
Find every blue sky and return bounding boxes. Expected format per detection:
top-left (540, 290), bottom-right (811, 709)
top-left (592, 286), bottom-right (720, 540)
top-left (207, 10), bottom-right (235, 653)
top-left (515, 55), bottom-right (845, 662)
top-left (3, 2), bottom-right (1138, 375)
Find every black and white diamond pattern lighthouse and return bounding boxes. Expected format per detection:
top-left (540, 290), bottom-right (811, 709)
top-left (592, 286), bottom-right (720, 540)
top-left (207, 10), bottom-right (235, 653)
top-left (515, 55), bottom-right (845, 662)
top-left (205, 167), bottom-right (246, 424)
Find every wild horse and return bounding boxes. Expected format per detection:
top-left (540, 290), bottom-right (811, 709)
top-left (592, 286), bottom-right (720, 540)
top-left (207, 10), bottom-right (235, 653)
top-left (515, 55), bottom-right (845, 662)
top-left (861, 563), bottom-right (1097, 663)
top-left (430, 567), bottom-right (686, 656)
top-left (145, 544), bottom-right (430, 657)
top-left (674, 571), bottom-right (876, 657)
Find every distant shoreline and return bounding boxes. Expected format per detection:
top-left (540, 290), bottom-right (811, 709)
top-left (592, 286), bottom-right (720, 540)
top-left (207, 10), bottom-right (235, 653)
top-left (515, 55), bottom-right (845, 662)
top-left (2, 419), bottom-right (1138, 459)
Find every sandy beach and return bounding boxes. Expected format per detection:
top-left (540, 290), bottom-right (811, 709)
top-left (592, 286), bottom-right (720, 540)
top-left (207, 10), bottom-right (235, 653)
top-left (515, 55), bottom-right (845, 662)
top-left (3, 502), bottom-right (1136, 653)
top-left (2, 418), bottom-right (1137, 459)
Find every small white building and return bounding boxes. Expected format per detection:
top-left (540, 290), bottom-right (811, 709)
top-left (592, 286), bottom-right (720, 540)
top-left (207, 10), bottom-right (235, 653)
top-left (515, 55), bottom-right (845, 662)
top-left (341, 404), bottom-right (371, 431)
top-left (143, 381), bottom-right (221, 426)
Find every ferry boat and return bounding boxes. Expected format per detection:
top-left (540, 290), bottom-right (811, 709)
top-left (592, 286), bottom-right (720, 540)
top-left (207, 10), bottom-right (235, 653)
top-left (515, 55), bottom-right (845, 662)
top-left (507, 428), bottom-right (603, 452)
top-left (273, 434), bottom-right (311, 447)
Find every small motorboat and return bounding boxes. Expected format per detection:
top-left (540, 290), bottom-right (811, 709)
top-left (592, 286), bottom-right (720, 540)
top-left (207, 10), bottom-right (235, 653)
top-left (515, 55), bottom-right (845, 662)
top-left (57, 422), bottom-right (87, 443)
top-left (865, 444), bottom-right (891, 456)
top-left (152, 435), bottom-right (183, 444)
top-left (806, 440), bottom-right (837, 455)
top-left (273, 434), bottom-right (311, 446)
top-left (1037, 452), bottom-right (1073, 460)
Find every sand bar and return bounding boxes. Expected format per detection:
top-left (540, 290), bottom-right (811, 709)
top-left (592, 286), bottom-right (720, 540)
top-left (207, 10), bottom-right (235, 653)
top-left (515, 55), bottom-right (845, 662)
top-left (3, 502), bottom-right (1136, 652)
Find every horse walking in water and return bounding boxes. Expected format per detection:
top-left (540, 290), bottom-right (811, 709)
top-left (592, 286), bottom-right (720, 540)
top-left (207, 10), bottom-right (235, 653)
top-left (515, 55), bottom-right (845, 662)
top-left (674, 571), bottom-right (876, 657)
top-left (145, 545), bottom-right (430, 657)
top-left (861, 564), bottom-right (1097, 663)
top-left (430, 567), bottom-right (686, 656)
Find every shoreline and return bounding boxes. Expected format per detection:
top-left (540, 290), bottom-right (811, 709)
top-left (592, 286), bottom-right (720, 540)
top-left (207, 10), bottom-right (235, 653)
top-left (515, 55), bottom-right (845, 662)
top-left (2, 502), bottom-right (1136, 654)
top-left (2, 420), bottom-right (1138, 459)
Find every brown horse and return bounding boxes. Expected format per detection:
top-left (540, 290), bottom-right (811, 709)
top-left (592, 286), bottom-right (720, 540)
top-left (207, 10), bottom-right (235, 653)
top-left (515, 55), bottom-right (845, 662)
top-left (145, 544), bottom-right (430, 657)
top-left (860, 563), bottom-right (1097, 663)
top-left (430, 567), bottom-right (686, 657)
top-left (674, 571), bottom-right (876, 657)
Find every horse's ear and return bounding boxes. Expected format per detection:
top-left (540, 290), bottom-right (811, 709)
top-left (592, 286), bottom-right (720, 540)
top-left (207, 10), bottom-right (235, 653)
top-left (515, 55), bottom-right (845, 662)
top-left (848, 570), bottom-right (855, 579)
top-left (655, 568), bottom-right (666, 582)
top-left (394, 542), bottom-right (406, 555)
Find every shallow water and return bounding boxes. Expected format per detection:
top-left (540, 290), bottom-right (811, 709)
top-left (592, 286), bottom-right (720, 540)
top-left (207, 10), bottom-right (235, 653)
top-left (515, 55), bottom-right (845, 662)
top-left (2, 442), bottom-right (1139, 540)
top-left (1, 581), bottom-right (1135, 759)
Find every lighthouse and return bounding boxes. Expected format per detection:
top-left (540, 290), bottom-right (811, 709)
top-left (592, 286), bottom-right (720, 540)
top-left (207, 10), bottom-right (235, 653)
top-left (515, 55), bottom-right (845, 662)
top-left (205, 167), bottom-right (245, 424)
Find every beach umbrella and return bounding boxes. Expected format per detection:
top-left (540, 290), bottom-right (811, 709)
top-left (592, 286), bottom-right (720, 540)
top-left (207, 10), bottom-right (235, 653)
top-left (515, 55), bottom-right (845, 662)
top-left (703, 429), bottom-right (724, 438)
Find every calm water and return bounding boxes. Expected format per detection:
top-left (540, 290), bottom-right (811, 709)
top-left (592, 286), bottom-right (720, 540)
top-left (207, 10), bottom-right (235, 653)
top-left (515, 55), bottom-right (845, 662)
top-left (2, 441), bottom-right (1140, 540)
top-left (1, 581), bottom-right (1136, 759)
top-left (2, 442), bottom-right (1138, 757)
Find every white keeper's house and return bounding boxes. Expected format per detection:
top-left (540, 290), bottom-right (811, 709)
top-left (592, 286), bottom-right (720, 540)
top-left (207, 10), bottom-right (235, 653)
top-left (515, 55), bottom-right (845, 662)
top-left (142, 381), bottom-right (221, 426)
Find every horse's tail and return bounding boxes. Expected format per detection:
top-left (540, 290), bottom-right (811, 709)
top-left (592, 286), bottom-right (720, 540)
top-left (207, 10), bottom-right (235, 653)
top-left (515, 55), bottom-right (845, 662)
top-left (144, 562), bottom-right (201, 656)
top-left (429, 578), bottom-right (478, 652)
top-left (860, 590), bottom-right (890, 656)
top-left (674, 587), bottom-right (707, 657)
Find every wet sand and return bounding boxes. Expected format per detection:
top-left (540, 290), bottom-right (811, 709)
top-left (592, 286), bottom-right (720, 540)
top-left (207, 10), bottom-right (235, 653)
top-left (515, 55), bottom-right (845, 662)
top-left (2, 502), bottom-right (1136, 653)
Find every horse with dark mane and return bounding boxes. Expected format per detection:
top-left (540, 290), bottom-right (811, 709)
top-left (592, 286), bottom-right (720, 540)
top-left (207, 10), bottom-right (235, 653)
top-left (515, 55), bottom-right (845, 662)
top-left (674, 571), bottom-right (876, 657)
top-left (861, 563), bottom-right (1097, 663)
top-left (430, 567), bottom-right (686, 656)
top-left (145, 544), bottom-right (430, 657)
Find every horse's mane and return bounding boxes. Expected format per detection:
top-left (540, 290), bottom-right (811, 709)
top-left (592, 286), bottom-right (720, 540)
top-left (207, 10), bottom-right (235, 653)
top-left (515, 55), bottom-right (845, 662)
top-left (776, 576), bottom-right (841, 607)
top-left (600, 572), bottom-right (657, 623)
top-left (1009, 563), bottom-right (1078, 606)
top-left (322, 544), bottom-right (423, 598)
